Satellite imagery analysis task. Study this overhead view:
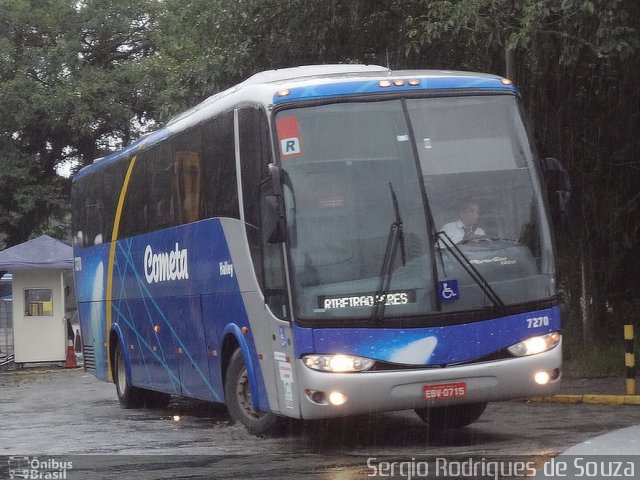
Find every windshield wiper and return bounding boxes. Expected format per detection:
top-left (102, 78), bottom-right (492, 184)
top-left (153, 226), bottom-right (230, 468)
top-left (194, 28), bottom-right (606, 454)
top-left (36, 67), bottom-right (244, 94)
top-left (371, 183), bottom-right (406, 322)
top-left (436, 231), bottom-right (505, 309)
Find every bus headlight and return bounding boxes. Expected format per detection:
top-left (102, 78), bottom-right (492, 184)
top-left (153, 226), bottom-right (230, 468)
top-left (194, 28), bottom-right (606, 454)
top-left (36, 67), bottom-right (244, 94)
top-left (302, 354), bottom-right (375, 372)
top-left (508, 332), bottom-right (561, 357)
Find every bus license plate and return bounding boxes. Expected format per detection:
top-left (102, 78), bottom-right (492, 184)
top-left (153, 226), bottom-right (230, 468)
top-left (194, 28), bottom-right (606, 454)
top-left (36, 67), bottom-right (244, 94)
top-left (423, 382), bottom-right (467, 400)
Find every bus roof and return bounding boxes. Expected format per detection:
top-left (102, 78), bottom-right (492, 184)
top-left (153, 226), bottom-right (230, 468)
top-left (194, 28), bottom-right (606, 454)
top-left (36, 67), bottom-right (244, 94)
top-left (73, 65), bottom-right (516, 182)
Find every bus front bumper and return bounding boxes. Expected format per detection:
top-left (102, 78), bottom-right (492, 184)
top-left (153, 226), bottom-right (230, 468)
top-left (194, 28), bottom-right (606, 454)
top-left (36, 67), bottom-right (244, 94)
top-left (296, 340), bottom-right (562, 419)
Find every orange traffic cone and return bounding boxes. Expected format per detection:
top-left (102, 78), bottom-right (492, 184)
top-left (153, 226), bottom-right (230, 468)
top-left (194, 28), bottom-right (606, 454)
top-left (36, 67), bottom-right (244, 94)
top-left (65, 339), bottom-right (77, 368)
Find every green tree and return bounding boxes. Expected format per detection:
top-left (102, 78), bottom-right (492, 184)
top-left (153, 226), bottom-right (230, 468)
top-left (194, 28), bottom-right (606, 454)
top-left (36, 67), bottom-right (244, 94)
top-left (0, 0), bottom-right (163, 247)
top-left (150, 0), bottom-right (416, 119)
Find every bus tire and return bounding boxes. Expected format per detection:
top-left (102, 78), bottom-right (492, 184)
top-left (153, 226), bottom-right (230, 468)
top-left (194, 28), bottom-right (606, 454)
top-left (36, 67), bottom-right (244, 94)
top-left (415, 402), bottom-right (487, 429)
top-left (224, 349), bottom-right (279, 435)
top-left (113, 341), bottom-right (146, 409)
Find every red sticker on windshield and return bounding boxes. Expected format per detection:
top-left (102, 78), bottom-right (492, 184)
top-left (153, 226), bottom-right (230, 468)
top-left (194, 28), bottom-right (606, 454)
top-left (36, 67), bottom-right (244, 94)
top-left (276, 116), bottom-right (303, 157)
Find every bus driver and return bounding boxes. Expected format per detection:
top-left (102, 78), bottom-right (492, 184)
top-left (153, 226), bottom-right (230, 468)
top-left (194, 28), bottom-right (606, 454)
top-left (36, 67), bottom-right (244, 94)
top-left (440, 200), bottom-right (485, 244)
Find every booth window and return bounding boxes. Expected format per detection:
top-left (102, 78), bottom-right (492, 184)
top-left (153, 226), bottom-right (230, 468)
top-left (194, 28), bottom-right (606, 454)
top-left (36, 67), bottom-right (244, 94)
top-left (24, 289), bottom-right (53, 316)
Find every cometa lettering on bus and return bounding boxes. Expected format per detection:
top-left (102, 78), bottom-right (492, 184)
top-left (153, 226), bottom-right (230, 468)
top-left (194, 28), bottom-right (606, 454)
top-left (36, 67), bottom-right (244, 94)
top-left (144, 244), bottom-right (189, 284)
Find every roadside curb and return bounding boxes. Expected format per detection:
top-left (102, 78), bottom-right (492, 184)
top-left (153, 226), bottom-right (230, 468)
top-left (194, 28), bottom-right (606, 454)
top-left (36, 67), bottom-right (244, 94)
top-left (1, 366), bottom-right (83, 376)
top-left (529, 394), bottom-right (640, 406)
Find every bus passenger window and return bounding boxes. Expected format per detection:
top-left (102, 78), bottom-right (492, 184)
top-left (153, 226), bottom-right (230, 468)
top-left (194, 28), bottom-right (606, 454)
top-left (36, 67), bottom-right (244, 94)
top-left (173, 151), bottom-right (202, 224)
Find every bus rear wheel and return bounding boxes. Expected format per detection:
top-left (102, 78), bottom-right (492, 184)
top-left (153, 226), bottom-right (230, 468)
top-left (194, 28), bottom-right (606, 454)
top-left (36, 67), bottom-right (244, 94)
top-left (415, 402), bottom-right (487, 429)
top-left (224, 349), bottom-right (279, 435)
top-left (113, 341), bottom-right (146, 409)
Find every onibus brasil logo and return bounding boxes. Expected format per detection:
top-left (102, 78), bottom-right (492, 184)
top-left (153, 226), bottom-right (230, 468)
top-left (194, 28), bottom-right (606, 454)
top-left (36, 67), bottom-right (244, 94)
top-left (7, 457), bottom-right (72, 479)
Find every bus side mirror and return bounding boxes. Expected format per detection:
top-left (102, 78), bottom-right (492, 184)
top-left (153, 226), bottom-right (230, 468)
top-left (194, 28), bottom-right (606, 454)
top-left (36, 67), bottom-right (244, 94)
top-left (262, 192), bottom-right (287, 244)
top-left (539, 157), bottom-right (571, 230)
top-left (260, 164), bottom-right (287, 244)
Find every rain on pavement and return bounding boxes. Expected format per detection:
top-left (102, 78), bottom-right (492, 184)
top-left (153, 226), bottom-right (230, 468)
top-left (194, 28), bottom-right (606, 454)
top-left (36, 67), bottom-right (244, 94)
top-left (1, 368), bottom-right (640, 479)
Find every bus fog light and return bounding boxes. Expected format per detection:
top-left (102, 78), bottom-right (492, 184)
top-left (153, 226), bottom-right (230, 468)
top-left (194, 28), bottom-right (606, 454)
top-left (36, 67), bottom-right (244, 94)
top-left (534, 371), bottom-right (551, 385)
top-left (508, 332), bottom-right (560, 357)
top-left (302, 354), bottom-right (375, 372)
top-left (304, 389), bottom-right (327, 405)
top-left (328, 391), bottom-right (347, 406)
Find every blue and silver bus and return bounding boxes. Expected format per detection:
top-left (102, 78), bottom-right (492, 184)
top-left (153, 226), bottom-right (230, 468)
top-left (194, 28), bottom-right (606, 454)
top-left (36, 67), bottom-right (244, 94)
top-left (72, 65), bottom-right (562, 434)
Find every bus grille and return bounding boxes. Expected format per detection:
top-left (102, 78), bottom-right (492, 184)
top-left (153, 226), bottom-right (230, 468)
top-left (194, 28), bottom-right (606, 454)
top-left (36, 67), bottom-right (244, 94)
top-left (83, 344), bottom-right (95, 372)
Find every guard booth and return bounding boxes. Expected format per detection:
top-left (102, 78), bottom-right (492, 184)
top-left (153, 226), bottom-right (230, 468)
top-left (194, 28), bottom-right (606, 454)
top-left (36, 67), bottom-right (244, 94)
top-left (0, 236), bottom-right (75, 363)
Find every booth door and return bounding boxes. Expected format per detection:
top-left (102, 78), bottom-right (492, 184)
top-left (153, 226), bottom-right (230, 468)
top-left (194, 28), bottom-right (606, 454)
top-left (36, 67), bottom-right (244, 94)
top-left (13, 270), bottom-right (66, 363)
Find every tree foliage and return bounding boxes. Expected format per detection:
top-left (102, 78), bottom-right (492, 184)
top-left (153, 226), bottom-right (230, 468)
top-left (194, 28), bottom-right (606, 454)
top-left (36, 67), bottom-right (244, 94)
top-left (0, 0), bottom-right (163, 247)
top-left (1, 0), bottom-right (639, 340)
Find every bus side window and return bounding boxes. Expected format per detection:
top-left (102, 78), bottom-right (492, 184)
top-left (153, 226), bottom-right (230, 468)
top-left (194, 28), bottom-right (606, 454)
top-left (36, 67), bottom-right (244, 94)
top-left (201, 111), bottom-right (239, 219)
top-left (171, 128), bottom-right (203, 225)
top-left (173, 151), bottom-right (202, 224)
top-left (81, 161), bottom-right (123, 245)
top-left (120, 153), bottom-right (149, 238)
top-left (239, 105), bottom-right (288, 319)
top-left (147, 145), bottom-right (174, 230)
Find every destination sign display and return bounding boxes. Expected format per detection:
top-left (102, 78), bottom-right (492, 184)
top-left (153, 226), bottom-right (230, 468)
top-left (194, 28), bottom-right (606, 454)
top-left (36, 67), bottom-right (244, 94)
top-left (318, 290), bottom-right (417, 310)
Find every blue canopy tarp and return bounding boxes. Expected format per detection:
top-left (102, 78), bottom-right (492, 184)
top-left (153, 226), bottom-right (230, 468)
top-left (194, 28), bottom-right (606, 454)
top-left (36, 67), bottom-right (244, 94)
top-left (0, 235), bottom-right (73, 271)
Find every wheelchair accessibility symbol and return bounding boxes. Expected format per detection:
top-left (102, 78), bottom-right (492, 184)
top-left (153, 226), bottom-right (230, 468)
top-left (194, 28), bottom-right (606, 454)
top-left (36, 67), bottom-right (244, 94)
top-left (438, 280), bottom-right (459, 302)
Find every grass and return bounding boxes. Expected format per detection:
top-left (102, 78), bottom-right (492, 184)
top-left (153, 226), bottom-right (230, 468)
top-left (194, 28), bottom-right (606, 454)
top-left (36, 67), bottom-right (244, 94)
top-left (563, 340), bottom-right (635, 379)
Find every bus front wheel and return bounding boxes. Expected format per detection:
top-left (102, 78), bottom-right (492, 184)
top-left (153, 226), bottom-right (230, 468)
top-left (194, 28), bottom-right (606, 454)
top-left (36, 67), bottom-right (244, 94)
top-left (224, 349), bottom-right (279, 435)
top-left (415, 402), bottom-right (487, 429)
top-left (114, 341), bottom-right (146, 409)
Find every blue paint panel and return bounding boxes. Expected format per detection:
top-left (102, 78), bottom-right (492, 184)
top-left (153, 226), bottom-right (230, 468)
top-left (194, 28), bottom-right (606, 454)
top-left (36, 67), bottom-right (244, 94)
top-left (199, 294), bottom-right (225, 396)
top-left (160, 296), bottom-right (214, 400)
top-left (77, 302), bottom-right (108, 381)
top-left (114, 220), bottom-right (239, 299)
top-left (108, 220), bottom-right (238, 402)
top-left (74, 218), bottom-right (270, 407)
top-left (74, 244), bottom-right (110, 380)
top-left (292, 323), bottom-right (315, 360)
top-left (74, 243), bottom-right (110, 304)
top-left (310, 306), bottom-right (560, 366)
top-left (116, 297), bottom-right (181, 395)
top-left (213, 302), bottom-right (271, 412)
top-left (274, 77), bottom-right (517, 104)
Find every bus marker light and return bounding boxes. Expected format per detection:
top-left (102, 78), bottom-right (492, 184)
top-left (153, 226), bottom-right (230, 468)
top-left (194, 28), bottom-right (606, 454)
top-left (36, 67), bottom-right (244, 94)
top-left (408, 79), bottom-right (421, 86)
top-left (173, 415), bottom-right (181, 422)
top-left (153, 325), bottom-right (160, 333)
top-left (501, 78), bottom-right (513, 85)
top-left (379, 80), bottom-right (392, 88)
top-left (277, 89), bottom-right (290, 97)
top-left (393, 79), bottom-right (405, 87)
top-left (534, 371), bottom-right (551, 385)
top-left (329, 391), bottom-right (347, 406)
top-left (241, 326), bottom-right (249, 335)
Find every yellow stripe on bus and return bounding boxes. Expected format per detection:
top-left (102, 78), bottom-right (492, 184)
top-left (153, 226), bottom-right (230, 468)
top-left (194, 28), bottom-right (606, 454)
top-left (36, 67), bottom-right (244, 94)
top-left (105, 155), bottom-right (137, 382)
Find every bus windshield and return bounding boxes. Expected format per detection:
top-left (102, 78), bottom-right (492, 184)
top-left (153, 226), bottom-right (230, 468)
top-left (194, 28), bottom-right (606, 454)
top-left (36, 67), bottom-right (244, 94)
top-left (276, 96), bottom-right (555, 322)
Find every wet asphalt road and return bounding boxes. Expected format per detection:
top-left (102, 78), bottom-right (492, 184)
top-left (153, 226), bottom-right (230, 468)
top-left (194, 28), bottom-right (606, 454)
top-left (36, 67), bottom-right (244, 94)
top-left (1, 368), bottom-right (640, 479)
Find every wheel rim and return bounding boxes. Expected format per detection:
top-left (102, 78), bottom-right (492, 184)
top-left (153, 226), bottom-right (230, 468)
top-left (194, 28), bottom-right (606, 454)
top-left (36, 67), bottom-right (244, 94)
top-left (116, 349), bottom-right (127, 395)
top-left (235, 366), bottom-right (264, 420)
